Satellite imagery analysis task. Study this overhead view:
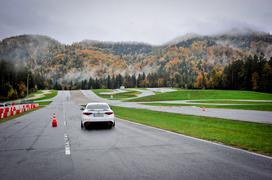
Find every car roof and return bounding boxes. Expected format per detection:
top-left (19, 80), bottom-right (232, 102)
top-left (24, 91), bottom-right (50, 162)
top-left (86, 102), bottom-right (109, 106)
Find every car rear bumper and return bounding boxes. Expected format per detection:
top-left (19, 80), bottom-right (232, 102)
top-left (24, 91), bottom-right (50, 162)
top-left (82, 117), bottom-right (115, 124)
top-left (83, 121), bottom-right (114, 127)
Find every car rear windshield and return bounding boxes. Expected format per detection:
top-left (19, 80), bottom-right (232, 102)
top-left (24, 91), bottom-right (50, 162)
top-left (87, 104), bottom-right (109, 110)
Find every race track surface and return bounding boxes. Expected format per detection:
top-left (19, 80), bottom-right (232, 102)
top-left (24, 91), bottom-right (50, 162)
top-left (0, 91), bottom-right (271, 180)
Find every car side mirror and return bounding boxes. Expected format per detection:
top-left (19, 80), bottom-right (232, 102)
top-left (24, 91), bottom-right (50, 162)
top-left (80, 107), bottom-right (85, 111)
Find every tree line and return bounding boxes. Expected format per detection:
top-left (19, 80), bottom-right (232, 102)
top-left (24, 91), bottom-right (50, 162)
top-left (222, 55), bottom-right (272, 92)
top-left (1, 54), bottom-right (271, 100)
top-left (55, 55), bottom-right (272, 92)
top-left (0, 60), bottom-right (48, 100)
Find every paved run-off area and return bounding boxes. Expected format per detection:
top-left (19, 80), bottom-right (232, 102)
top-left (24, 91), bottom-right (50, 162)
top-left (0, 91), bottom-right (271, 180)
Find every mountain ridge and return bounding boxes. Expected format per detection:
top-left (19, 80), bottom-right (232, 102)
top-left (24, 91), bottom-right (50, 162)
top-left (2, 28), bottom-right (269, 46)
top-left (0, 32), bottom-right (271, 87)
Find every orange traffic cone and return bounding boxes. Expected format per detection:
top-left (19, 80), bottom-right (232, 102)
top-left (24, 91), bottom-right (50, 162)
top-left (52, 113), bottom-right (58, 127)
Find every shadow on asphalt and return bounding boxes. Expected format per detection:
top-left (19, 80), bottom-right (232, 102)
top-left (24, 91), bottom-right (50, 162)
top-left (82, 123), bottom-right (114, 130)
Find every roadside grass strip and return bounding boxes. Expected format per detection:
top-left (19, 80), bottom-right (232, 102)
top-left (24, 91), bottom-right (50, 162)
top-left (92, 89), bottom-right (114, 94)
top-left (36, 101), bottom-right (52, 106)
top-left (33, 90), bottom-right (57, 101)
top-left (128, 90), bottom-right (272, 102)
top-left (26, 90), bottom-right (44, 98)
top-left (110, 91), bottom-right (140, 99)
top-left (189, 100), bottom-right (272, 104)
top-left (111, 106), bottom-right (272, 156)
top-left (93, 89), bottom-right (140, 100)
top-left (142, 102), bottom-right (272, 111)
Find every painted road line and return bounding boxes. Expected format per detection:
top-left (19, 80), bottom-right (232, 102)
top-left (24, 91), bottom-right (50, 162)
top-left (64, 133), bottom-right (71, 155)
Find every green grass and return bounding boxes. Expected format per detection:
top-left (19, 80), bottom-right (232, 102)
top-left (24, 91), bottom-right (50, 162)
top-left (2, 90), bottom-right (49, 102)
top-left (26, 90), bottom-right (43, 98)
top-left (37, 101), bottom-right (52, 106)
top-left (105, 91), bottom-right (140, 100)
top-left (32, 90), bottom-right (57, 101)
top-left (111, 106), bottom-right (272, 156)
top-left (128, 88), bottom-right (148, 91)
top-left (92, 89), bottom-right (113, 93)
top-left (142, 103), bottom-right (272, 111)
top-left (93, 89), bottom-right (140, 100)
top-left (190, 100), bottom-right (272, 104)
top-left (128, 90), bottom-right (272, 102)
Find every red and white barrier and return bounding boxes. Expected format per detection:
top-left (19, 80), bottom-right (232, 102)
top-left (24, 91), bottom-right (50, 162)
top-left (0, 108), bottom-right (3, 119)
top-left (0, 103), bottom-right (39, 120)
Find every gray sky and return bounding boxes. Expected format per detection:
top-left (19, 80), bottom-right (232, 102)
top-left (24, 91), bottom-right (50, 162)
top-left (0, 0), bottom-right (271, 44)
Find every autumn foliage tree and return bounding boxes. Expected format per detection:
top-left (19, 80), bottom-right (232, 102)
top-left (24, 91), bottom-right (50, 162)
top-left (0, 60), bottom-right (48, 100)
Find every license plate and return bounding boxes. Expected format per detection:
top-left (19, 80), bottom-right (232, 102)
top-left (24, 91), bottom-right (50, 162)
top-left (94, 113), bottom-right (104, 117)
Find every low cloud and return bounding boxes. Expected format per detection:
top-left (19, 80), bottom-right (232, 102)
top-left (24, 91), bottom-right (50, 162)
top-left (0, 0), bottom-right (271, 44)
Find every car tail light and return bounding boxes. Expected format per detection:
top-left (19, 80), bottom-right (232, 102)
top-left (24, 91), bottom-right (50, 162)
top-left (83, 112), bottom-right (92, 115)
top-left (105, 112), bottom-right (113, 115)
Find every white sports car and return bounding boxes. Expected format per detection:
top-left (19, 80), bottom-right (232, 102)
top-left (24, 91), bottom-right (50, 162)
top-left (81, 102), bottom-right (115, 128)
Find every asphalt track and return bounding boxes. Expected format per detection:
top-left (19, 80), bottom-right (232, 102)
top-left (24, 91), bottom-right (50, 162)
top-left (0, 91), bottom-right (271, 180)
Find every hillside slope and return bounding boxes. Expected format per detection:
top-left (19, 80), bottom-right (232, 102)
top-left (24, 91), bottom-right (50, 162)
top-left (0, 32), bottom-right (271, 87)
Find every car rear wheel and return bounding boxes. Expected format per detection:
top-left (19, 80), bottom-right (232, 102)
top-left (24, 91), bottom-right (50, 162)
top-left (81, 122), bottom-right (84, 129)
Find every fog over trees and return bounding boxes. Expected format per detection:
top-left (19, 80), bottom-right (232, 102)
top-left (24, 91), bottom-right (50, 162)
top-left (1, 54), bottom-right (271, 100)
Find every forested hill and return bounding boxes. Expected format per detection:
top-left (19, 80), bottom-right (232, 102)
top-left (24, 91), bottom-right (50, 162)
top-left (74, 40), bottom-right (154, 56)
top-left (0, 32), bottom-right (272, 99)
top-left (0, 35), bottom-right (60, 64)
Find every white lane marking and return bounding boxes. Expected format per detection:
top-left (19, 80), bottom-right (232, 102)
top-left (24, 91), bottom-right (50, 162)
top-left (118, 118), bottom-right (272, 160)
top-left (64, 109), bottom-right (66, 124)
top-left (64, 133), bottom-right (71, 155)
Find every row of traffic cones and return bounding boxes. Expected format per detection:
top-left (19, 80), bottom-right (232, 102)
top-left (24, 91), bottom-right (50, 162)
top-left (52, 113), bottom-right (58, 127)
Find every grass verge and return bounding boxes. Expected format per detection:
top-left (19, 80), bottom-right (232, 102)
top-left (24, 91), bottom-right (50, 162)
top-left (142, 103), bottom-right (272, 111)
top-left (36, 101), bottom-right (52, 106)
top-left (92, 89), bottom-right (113, 94)
top-left (111, 106), bottom-right (272, 156)
top-left (190, 100), bottom-right (272, 104)
top-left (26, 90), bottom-right (43, 98)
top-left (33, 90), bottom-right (57, 101)
top-left (128, 90), bottom-right (272, 102)
top-left (93, 89), bottom-right (140, 100)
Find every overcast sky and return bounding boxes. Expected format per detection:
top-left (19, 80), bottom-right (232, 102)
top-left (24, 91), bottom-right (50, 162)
top-left (0, 0), bottom-right (271, 44)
